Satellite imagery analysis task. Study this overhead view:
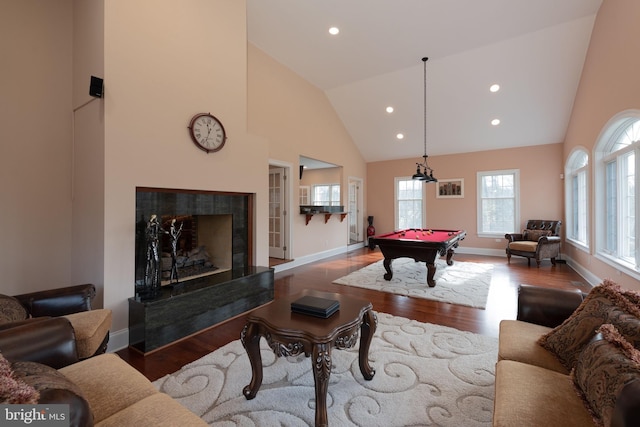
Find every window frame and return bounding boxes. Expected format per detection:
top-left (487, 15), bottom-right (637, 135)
top-left (311, 183), bottom-right (340, 206)
top-left (564, 148), bottom-right (589, 250)
top-left (594, 110), bottom-right (640, 279)
top-left (394, 177), bottom-right (426, 230)
top-left (476, 169), bottom-right (520, 238)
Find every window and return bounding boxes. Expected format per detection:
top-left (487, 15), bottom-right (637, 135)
top-left (394, 177), bottom-right (424, 229)
top-left (477, 169), bottom-right (520, 236)
top-left (595, 111), bottom-right (640, 274)
top-left (299, 186), bottom-right (310, 205)
top-left (312, 184), bottom-right (340, 206)
top-left (565, 149), bottom-right (589, 248)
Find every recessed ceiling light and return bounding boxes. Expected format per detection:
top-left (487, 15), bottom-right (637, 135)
top-left (490, 84), bottom-right (500, 93)
top-left (396, 133), bottom-right (404, 140)
top-left (386, 106), bottom-right (394, 113)
top-left (329, 27), bottom-right (340, 35)
top-left (491, 119), bottom-right (501, 126)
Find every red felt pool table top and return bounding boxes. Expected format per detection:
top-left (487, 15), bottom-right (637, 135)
top-left (373, 228), bottom-right (465, 243)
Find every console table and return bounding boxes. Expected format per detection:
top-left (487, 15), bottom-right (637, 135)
top-left (129, 266), bottom-right (274, 353)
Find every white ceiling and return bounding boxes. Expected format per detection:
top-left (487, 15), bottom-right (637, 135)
top-left (247, 0), bottom-right (603, 162)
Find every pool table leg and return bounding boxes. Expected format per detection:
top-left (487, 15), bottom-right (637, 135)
top-left (382, 258), bottom-right (393, 280)
top-left (426, 262), bottom-right (436, 287)
top-left (445, 248), bottom-right (456, 266)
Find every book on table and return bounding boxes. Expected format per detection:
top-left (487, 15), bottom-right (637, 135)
top-left (291, 295), bottom-right (340, 318)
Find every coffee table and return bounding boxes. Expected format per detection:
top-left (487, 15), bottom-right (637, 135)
top-left (241, 290), bottom-right (377, 427)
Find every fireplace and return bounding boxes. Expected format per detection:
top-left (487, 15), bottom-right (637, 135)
top-left (135, 187), bottom-right (253, 290)
top-left (130, 187), bottom-right (274, 353)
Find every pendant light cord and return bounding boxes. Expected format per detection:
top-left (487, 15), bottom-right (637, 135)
top-left (423, 57), bottom-right (428, 160)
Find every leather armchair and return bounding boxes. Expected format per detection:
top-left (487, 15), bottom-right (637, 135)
top-left (505, 219), bottom-right (562, 267)
top-left (0, 284), bottom-right (111, 359)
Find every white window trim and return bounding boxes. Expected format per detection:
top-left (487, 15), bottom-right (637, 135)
top-left (564, 147), bottom-right (589, 251)
top-left (394, 176), bottom-right (426, 230)
top-left (594, 109), bottom-right (640, 281)
top-left (311, 183), bottom-right (340, 206)
top-left (476, 169), bottom-right (520, 238)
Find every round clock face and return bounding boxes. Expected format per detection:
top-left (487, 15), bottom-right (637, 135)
top-left (188, 113), bottom-right (226, 153)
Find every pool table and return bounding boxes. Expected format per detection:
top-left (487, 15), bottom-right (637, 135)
top-left (369, 228), bottom-right (466, 287)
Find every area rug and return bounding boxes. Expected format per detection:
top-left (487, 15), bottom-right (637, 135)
top-left (153, 312), bottom-right (498, 426)
top-left (332, 258), bottom-right (494, 309)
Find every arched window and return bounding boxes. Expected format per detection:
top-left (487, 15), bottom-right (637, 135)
top-left (594, 110), bottom-right (640, 275)
top-left (565, 148), bottom-right (589, 248)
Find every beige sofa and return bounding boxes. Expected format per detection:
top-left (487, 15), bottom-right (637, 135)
top-left (0, 316), bottom-right (207, 427)
top-left (493, 283), bottom-right (640, 427)
top-left (59, 353), bottom-right (207, 426)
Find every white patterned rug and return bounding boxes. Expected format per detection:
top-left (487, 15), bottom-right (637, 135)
top-left (154, 312), bottom-right (498, 426)
top-left (332, 258), bottom-right (494, 309)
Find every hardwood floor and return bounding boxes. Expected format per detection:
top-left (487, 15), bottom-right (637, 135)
top-left (116, 247), bottom-right (590, 382)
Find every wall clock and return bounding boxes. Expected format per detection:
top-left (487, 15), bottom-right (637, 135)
top-left (188, 112), bottom-right (227, 153)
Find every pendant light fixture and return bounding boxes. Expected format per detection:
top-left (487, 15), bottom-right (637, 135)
top-left (412, 57), bottom-right (437, 183)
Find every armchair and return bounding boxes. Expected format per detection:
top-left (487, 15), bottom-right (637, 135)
top-left (505, 220), bottom-right (562, 267)
top-left (0, 284), bottom-right (111, 359)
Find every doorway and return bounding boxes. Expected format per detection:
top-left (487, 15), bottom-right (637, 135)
top-left (268, 162), bottom-right (292, 266)
top-left (348, 177), bottom-right (363, 244)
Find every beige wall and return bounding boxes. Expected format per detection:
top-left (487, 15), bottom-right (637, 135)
top-left (563, 0), bottom-right (640, 290)
top-left (100, 0), bottom-right (269, 331)
top-left (1, 0), bottom-right (74, 295)
top-left (368, 144), bottom-right (564, 254)
top-left (248, 44), bottom-right (367, 259)
top-left (71, 0), bottom-right (105, 301)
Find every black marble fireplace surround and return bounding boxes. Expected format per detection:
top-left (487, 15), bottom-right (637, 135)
top-left (129, 188), bottom-right (274, 353)
top-left (135, 187), bottom-right (254, 282)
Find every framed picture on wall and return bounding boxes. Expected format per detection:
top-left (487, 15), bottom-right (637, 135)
top-left (436, 178), bottom-right (464, 199)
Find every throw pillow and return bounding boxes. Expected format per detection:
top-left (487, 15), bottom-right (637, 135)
top-left (0, 352), bottom-right (39, 404)
top-left (10, 360), bottom-right (94, 427)
top-left (538, 279), bottom-right (640, 370)
top-left (572, 324), bottom-right (640, 427)
top-left (523, 228), bottom-right (552, 242)
top-left (0, 294), bottom-right (27, 325)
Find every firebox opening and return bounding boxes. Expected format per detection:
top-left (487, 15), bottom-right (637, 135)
top-left (159, 214), bottom-right (232, 286)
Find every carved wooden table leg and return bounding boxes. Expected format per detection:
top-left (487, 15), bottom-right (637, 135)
top-left (312, 343), bottom-right (332, 427)
top-left (240, 322), bottom-right (263, 399)
top-left (358, 309), bottom-right (377, 380)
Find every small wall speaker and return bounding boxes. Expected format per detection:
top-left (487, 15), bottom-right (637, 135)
top-left (89, 76), bottom-right (104, 98)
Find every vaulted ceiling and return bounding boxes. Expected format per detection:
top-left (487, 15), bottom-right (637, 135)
top-left (247, 0), bottom-right (603, 162)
